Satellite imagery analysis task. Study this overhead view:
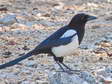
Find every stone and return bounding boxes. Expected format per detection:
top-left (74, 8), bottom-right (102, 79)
top-left (39, 20), bottom-right (56, 27)
top-left (0, 14), bottom-right (17, 26)
top-left (52, 2), bottom-right (64, 10)
top-left (20, 81), bottom-right (31, 84)
top-left (22, 45), bottom-right (30, 50)
top-left (48, 71), bottom-right (89, 84)
top-left (11, 23), bottom-right (29, 30)
top-left (100, 42), bottom-right (111, 47)
top-left (3, 51), bottom-right (12, 56)
top-left (0, 79), bottom-right (6, 84)
top-left (94, 67), bottom-right (112, 83)
top-left (25, 61), bottom-right (37, 68)
top-left (80, 71), bottom-right (96, 84)
top-left (0, 7), bottom-right (8, 11)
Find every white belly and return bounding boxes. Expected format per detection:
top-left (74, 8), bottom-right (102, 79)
top-left (51, 36), bottom-right (79, 57)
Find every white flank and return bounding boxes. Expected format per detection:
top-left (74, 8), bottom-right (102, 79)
top-left (52, 29), bottom-right (79, 57)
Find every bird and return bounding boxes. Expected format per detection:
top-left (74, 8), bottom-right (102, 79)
top-left (0, 13), bottom-right (97, 73)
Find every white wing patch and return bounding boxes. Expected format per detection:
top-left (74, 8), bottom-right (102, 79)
top-left (61, 29), bottom-right (77, 38)
top-left (52, 29), bottom-right (79, 57)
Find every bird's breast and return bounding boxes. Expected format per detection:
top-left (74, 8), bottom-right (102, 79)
top-left (51, 35), bottom-right (79, 57)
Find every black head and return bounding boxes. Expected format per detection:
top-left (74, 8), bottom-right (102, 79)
top-left (69, 13), bottom-right (97, 27)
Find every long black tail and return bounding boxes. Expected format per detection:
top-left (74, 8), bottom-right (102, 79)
top-left (0, 50), bottom-right (38, 69)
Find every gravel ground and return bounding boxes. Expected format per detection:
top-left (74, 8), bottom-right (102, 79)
top-left (0, 0), bottom-right (112, 84)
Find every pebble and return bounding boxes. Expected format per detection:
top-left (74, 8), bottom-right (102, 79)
top-left (3, 51), bottom-right (12, 58)
top-left (80, 71), bottom-right (96, 84)
top-left (0, 14), bottom-right (17, 26)
top-left (25, 21), bottom-right (38, 27)
top-left (100, 42), bottom-right (111, 47)
top-left (0, 7), bottom-right (8, 11)
top-left (22, 45), bottom-right (30, 50)
top-left (108, 0), bottom-right (112, 3)
top-left (48, 71), bottom-right (89, 84)
top-left (0, 79), bottom-right (6, 84)
top-left (20, 81), bottom-right (35, 84)
top-left (11, 23), bottom-right (29, 30)
top-left (39, 20), bottom-right (56, 27)
top-left (7, 40), bottom-right (17, 45)
top-left (52, 2), bottom-right (64, 10)
top-left (25, 61), bottom-right (37, 68)
top-left (105, 34), bottom-right (112, 42)
top-left (94, 67), bottom-right (112, 83)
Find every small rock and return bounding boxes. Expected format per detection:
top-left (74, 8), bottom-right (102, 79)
top-left (21, 68), bottom-right (31, 74)
top-left (105, 16), bottom-right (112, 21)
top-left (22, 46), bottom-right (30, 50)
top-left (43, 13), bottom-right (51, 17)
top-left (105, 34), bottom-right (112, 42)
top-left (64, 9), bottom-right (75, 14)
top-left (105, 67), bottom-right (112, 73)
top-left (25, 21), bottom-right (37, 27)
top-left (25, 61), bottom-right (37, 68)
top-left (36, 80), bottom-right (48, 84)
top-left (11, 23), bottom-right (29, 30)
top-left (7, 40), bottom-right (17, 45)
top-left (0, 79), bottom-right (6, 84)
top-left (80, 71), bottom-right (96, 84)
top-left (48, 71), bottom-right (89, 84)
top-left (99, 57), bottom-right (103, 61)
top-left (53, 2), bottom-right (64, 10)
top-left (100, 42), bottom-right (111, 47)
top-left (107, 0), bottom-right (112, 3)
top-left (0, 7), bottom-right (8, 11)
top-left (103, 77), bottom-right (112, 83)
top-left (19, 53), bottom-right (25, 56)
top-left (93, 48), bottom-right (108, 57)
top-left (39, 20), bottom-right (55, 27)
top-left (80, 43), bottom-right (96, 49)
top-left (0, 14), bottom-right (17, 26)
top-left (20, 80), bottom-right (33, 84)
top-left (32, 8), bottom-right (40, 15)
top-left (3, 51), bottom-right (12, 57)
top-left (94, 67), bottom-right (112, 83)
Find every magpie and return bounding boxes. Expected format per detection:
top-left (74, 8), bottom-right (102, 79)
top-left (0, 13), bottom-right (97, 72)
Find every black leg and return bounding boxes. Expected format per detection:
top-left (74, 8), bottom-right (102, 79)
top-left (60, 62), bottom-right (73, 71)
top-left (56, 57), bottom-right (73, 71)
top-left (53, 56), bottom-right (65, 71)
top-left (53, 56), bottom-right (72, 72)
top-left (60, 60), bottom-right (81, 72)
top-left (53, 56), bottom-right (81, 74)
top-left (55, 61), bottom-right (66, 72)
top-left (56, 57), bottom-right (72, 71)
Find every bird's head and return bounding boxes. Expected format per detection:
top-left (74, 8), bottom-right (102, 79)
top-left (69, 13), bottom-right (97, 27)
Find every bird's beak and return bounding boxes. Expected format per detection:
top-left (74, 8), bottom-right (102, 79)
top-left (87, 15), bottom-right (97, 21)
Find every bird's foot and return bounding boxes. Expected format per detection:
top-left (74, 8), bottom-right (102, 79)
top-left (56, 69), bottom-right (81, 74)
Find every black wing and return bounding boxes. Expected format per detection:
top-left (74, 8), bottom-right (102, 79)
top-left (35, 33), bottom-right (77, 50)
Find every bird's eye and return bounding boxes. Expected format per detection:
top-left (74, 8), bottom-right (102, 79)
top-left (81, 16), bottom-right (85, 20)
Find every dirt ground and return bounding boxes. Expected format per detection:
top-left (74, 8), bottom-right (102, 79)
top-left (0, 0), bottom-right (112, 84)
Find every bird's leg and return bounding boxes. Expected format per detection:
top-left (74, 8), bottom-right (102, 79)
top-left (60, 62), bottom-right (73, 71)
top-left (53, 56), bottom-right (80, 74)
top-left (53, 56), bottom-right (72, 72)
top-left (55, 61), bottom-right (65, 71)
top-left (53, 56), bottom-right (66, 72)
top-left (57, 57), bottom-right (72, 71)
top-left (57, 57), bottom-right (75, 74)
top-left (58, 57), bottom-right (81, 73)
